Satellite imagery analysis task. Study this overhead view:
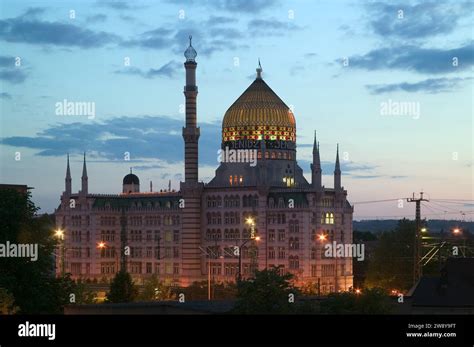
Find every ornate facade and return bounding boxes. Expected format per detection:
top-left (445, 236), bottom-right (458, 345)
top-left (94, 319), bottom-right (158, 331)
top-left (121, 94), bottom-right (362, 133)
top-left (55, 38), bottom-right (354, 293)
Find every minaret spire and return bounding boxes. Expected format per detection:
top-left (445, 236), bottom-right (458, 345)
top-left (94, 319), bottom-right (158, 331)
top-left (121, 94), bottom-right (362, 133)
top-left (81, 151), bottom-right (88, 195)
top-left (334, 143), bottom-right (341, 190)
top-left (256, 58), bottom-right (262, 79)
top-left (311, 131), bottom-right (322, 190)
top-left (65, 153), bottom-right (72, 195)
top-left (183, 35), bottom-right (200, 182)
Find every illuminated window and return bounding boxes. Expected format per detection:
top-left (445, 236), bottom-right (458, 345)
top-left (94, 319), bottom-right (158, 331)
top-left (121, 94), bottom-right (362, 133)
top-left (239, 175), bottom-right (243, 184)
top-left (324, 212), bottom-right (334, 224)
top-left (229, 175), bottom-right (233, 185)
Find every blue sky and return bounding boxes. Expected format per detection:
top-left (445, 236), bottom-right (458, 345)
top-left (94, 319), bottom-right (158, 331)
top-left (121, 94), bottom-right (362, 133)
top-left (0, 0), bottom-right (472, 219)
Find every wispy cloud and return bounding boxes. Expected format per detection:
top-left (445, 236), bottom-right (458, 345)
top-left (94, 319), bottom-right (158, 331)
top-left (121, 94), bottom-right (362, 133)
top-left (96, 0), bottom-right (143, 11)
top-left (0, 12), bottom-right (120, 48)
top-left (0, 92), bottom-right (12, 99)
top-left (346, 41), bottom-right (474, 74)
top-left (248, 18), bottom-right (303, 36)
top-left (86, 14), bottom-right (107, 24)
top-left (114, 61), bottom-right (181, 79)
top-left (1, 116), bottom-right (221, 166)
top-left (366, 77), bottom-right (473, 94)
top-left (0, 56), bottom-right (27, 84)
top-left (366, 1), bottom-right (473, 40)
top-left (169, 0), bottom-right (279, 13)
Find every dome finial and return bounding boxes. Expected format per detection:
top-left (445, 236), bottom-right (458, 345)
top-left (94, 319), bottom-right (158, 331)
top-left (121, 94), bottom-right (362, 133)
top-left (130, 167), bottom-right (132, 174)
top-left (256, 58), bottom-right (262, 79)
top-left (184, 35), bottom-right (197, 62)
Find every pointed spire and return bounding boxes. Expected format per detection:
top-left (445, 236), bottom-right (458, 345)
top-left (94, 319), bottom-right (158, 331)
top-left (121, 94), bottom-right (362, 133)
top-left (66, 153), bottom-right (71, 179)
top-left (256, 58), bottom-right (262, 79)
top-left (311, 131), bottom-right (322, 190)
top-left (82, 152), bottom-right (87, 177)
top-left (130, 167), bottom-right (133, 174)
top-left (312, 131), bottom-right (319, 155)
top-left (334, 144), bottom-right (341, 191)
top-left (65, 153), bottom-right (72, 195)
top-left (81, 152), bottom-right (88, 195)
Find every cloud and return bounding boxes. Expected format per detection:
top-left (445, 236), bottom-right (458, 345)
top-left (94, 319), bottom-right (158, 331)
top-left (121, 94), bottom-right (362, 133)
top-left (248, 18), bottom-right (303, 36)
top-left (122, 28), bottom-right (173, 49)
top-left (0, 92), bottom-right (12, 99)
top-left (96, 0), bottom-right (139, 10)
top-left (123, 23), bottom-right (246, 56)
top-left (0, 68), bottom-right (27, 84)
top-left (0, 13), bottom-right (120, 48)
top-left (86, 14), bottom-right (107, 23)
top-left (206, 16), bottom-right (238, 26)
top-left (349, 175), bottom-right (384, 179)
top-left (22, 7), bottom-right (46, 17)
top-left (0, 116), bottom-right (221, 166)
top-left (366, 2), bottom-right (473, 40)
top-left (169, 0), bottom-right (278, 13)
top-left (347, 41), bottom-right (474, 74)
top-left (366, 77), bottom-right (472, 94)
top-left (114, 61), bottom-right (181, 79)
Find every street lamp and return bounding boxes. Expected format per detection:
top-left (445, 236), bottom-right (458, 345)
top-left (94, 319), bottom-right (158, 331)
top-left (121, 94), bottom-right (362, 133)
top-left (55, 228), bottom-right (65, 276)
top-left (452, 228), bottom-right (461, 235)
top-left (246, 217), bottom-right (256, 239)
top-left (237, 219), bottom-right (260, 283)
top-left (55, 228), bottom-right (64, 240)
top-left (318, 233), bottom-right (327, 242)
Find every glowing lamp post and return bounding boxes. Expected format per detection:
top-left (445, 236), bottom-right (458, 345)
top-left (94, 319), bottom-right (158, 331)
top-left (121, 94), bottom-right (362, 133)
top-left (55, 228), bottom-right (65, 276)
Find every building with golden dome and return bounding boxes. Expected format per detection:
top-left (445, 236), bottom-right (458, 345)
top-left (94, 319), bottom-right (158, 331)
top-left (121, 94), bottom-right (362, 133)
top-left (55, 38), bottom-right (354, 294)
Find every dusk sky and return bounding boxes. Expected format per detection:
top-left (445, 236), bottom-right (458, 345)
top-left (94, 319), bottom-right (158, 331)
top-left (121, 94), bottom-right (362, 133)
top-left (0, 0), bottom-right (472, 219)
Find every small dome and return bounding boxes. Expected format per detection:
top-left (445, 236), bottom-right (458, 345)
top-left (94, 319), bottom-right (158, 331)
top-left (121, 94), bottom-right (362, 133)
top-left (184, 36), bottom-right (197, 62)
top-left (123, 173), bottom-right (139, 185)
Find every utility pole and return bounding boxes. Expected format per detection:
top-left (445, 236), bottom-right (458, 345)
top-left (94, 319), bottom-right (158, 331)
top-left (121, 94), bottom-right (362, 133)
top-left (407, 192), bottom-right (428, 285)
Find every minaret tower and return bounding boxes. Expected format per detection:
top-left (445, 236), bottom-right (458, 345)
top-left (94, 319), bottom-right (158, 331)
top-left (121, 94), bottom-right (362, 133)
top-left (182, 35), bottom-right (200, 182)
top-left (81, 152), bottom-right (88, 195)
top-left (334, 144), bottom-right (341, 191)
top-left (180, 36), bottom-right (203, 285)
top-left (65, 153), bottom-right (72, 196)
top-left (311, 131), bottom-right (322, 190)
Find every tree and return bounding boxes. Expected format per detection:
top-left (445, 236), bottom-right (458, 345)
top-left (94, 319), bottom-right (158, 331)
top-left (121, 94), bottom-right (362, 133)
top-left (320, 288), bottom-right (393, 314)
top-left (0, 287), bottom-right (19, 314)
top-left (138, 275), bottom-right (175, 301)
top-left (106, 270), bottom-right (137, 303)
top-left (365, 219), bottom-right (415, 291)
top-left (233, 267), bottom-right (298, 314)
top-left (73, 280), bottom-right (98, 304)
top-left (0, 189), bottom-right (72, 313)
top-left (176, 280), bottom-right (237, 301)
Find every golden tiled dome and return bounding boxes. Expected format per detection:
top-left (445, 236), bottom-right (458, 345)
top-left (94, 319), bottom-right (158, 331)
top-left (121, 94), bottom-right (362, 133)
top-left (222, 76), bottom-right (296, 142)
